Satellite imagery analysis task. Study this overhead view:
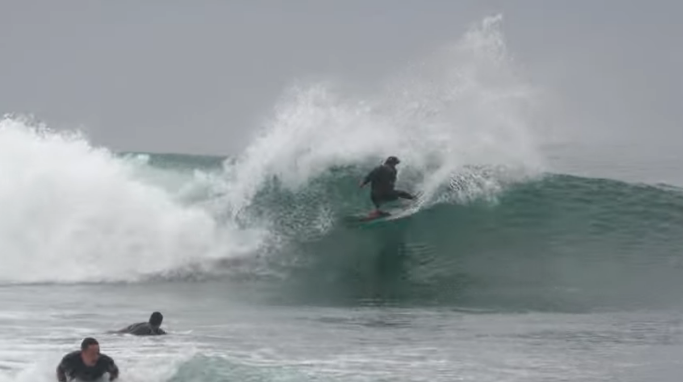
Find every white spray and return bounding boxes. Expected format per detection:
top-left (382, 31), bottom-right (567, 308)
top-left (0, 117), bottom-right (263, 284)
top-left (218, 15), bottom-right (545, 219)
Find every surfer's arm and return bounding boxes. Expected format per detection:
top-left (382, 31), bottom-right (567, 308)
top-left (56, 358), bottom-right (69, 382)
top-left (104, 355), bottom-right (119, 380)
top-left (359, 168), bottom-right (377, 188)
top-left (108, 364), bottom-right (119, 380)
top-left (56, 364), bottom-right (67, 382)
top-left (55, 352), bottom-right (79, 382)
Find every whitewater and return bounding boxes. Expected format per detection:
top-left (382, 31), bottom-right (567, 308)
top-left (1, 15), bottom-right (682, 382)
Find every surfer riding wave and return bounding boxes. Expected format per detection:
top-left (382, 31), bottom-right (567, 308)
top-left (359, 156), bottom-right (416, 217)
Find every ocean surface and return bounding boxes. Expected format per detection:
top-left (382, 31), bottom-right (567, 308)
top-left (2, 16), bottom-right (683, 382)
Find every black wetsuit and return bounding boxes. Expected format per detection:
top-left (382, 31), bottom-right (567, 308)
top-left (57, 351), bottom-right (118, 382)
top-left (118, 322), bottom-right (166, 336)
top-left (362, 164), bottom-right (414, 208)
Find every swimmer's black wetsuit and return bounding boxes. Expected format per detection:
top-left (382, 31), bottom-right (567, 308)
top-left (361, 164), bottom-right (414, 209)
top-left (117, 322), bottom-right (166, 336)
top-left (56, 351), bottom-right (119, 382)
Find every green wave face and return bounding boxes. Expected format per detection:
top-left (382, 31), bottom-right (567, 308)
top-left (214, 162), bottom-right (683, 312)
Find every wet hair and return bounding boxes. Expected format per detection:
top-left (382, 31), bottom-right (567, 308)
top-left (385, 156), bottom-right (400, 165)
top-left (81, 337), bottom-right (99, 351)
top-left (149, 311), bottom-right (163, 326)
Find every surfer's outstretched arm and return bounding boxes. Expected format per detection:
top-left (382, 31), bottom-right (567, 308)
top-left (359, 168), bottom-right (377, 188)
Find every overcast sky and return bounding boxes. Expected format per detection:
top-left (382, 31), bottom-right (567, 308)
top-left (1, 0), bottom-right (681, 177)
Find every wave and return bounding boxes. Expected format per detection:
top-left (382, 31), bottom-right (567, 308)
top-left (3, 116), bottom-right (682, 311)
top-left (4, 15), bottom-right (678, 312)
top-left (0, 117), bottom-right (264, 284)
top-left (252, 169), bottom-right (683, 311)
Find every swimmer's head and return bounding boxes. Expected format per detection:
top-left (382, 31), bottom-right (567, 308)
top-left (149, 311), bottom-right (163, 328)
top-left (80, 337), bottom-right (100, 366)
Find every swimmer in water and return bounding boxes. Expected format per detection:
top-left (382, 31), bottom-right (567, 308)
top-left (56, 337), bottom-right (119, 382)
top-left (114, 311), bottom-right (166, 336)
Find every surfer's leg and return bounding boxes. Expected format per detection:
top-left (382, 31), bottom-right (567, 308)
top-left (370, 192), bottom-right (397, 217)
top-left (370, 193), bottom-right (383, 216)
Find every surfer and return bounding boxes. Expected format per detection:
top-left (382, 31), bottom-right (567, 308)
top-left (359, 156), bottom-right (415, 217)
top-left (56, 337), bottom-right (119, 382)
top-left (113, 311), bottom-right (167, 336)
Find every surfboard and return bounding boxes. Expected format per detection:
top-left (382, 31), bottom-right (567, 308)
top-left (344, 192), bottom-right (424, 226)
top-left (343, 206), bottom-right (417, 225)
top-left (382, 205), bottom-right (419, 221)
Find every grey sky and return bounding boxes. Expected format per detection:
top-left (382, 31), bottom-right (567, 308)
top-left (1, 0), bottom-right (682, 181)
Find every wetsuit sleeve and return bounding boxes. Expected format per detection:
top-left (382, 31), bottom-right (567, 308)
top-left (56, 353), bottom-right (72, 382)
top-left (103, 355), bottom-right (119, 381)
top-left (361, 167), bottom-right (378, 186)
top-left (56, 363), bottom-right (67, 382)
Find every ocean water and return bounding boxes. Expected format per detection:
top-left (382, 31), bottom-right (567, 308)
top-left (2, 15), bottom-right (683, 382)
